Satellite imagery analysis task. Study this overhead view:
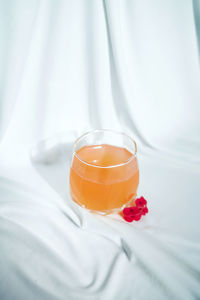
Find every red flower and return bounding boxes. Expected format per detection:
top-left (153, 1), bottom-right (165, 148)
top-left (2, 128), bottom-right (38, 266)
top-left (123, 215), bottom-right (134, 222)
top-left (133, 214), bottom-right (142, 221)
top-left (142, 206), bottom-right (148, 215)
top-left (135, 197), bottom-right (147, 207)
top-left (129, 206), bottom-right (141, 216)
top-left (123, 206), bottom-right (140, 216)
top-left (122, 196), bottom-right (148, 222)
top-left (123, 207), bottom-right (132, 216)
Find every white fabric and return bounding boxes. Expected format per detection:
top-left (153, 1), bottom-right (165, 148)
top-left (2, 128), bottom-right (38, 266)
top-left (0, 1), bottom-right (200, 299)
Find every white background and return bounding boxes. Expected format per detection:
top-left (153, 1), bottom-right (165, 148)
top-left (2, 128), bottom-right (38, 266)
top-left (0, 1), bottom-right (200, 299)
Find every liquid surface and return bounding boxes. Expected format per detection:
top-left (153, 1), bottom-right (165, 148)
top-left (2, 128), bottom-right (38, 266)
top-left (70, 144), bottom-right (139, 212)
top-left (76, 144), bottom-right (133, 167)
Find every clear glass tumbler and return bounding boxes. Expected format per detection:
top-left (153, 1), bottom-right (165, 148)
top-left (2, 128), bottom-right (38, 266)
top-left (69, 129), bottom-right (139, 214)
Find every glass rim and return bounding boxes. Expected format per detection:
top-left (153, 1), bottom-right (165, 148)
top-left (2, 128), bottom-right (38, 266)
top-left (73, 129), bottom-right (137, 169)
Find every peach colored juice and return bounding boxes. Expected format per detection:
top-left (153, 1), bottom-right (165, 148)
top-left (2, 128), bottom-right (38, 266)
top-left (70, 144), bottom-right (139, 212)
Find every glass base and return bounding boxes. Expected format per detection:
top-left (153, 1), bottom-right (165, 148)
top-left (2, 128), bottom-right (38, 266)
top-left (71, 194), bottom-right (137, 215)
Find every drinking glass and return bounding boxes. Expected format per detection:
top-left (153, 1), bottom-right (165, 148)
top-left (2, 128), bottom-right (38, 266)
top-left (69, 130), bottom-right (139, 214)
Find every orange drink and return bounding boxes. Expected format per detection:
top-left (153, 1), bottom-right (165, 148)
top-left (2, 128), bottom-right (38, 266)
top-left (69, 130), bottom-right (139, 214)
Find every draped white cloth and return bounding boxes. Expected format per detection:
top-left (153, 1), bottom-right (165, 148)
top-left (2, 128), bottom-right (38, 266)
top-left (0, 1), bottom-right (200, 299)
